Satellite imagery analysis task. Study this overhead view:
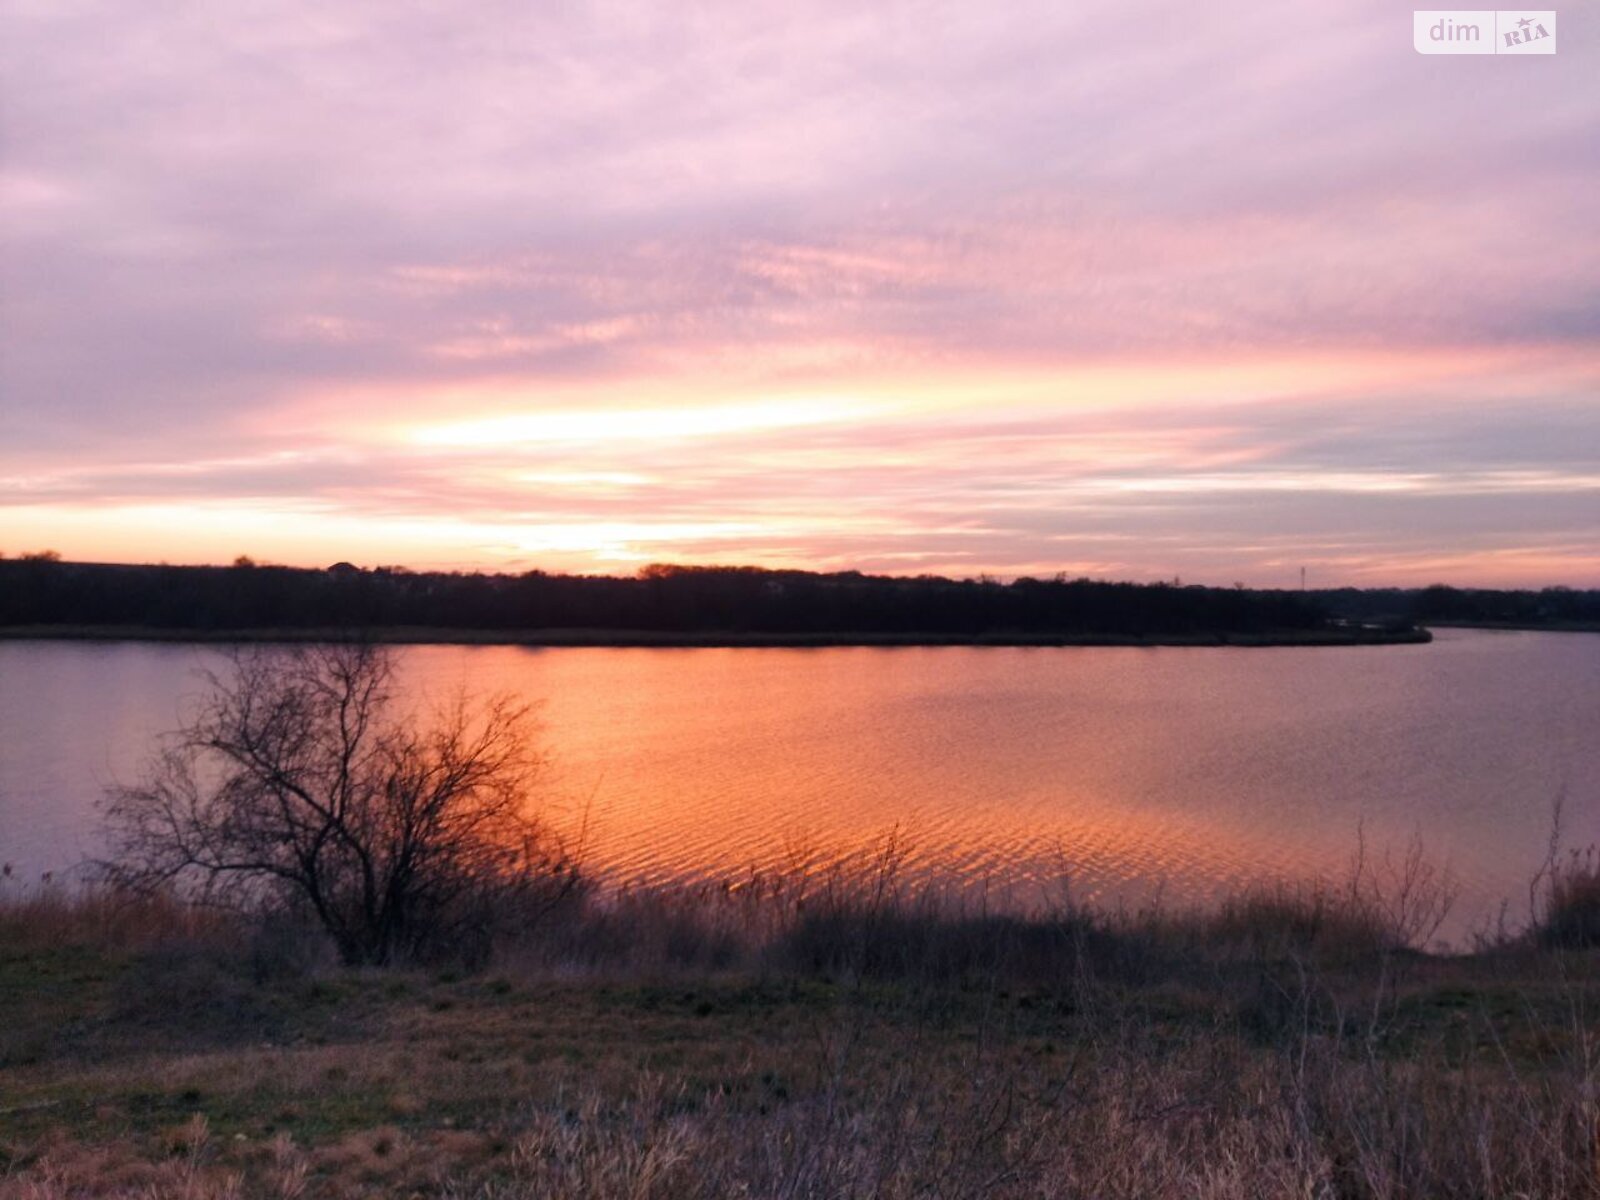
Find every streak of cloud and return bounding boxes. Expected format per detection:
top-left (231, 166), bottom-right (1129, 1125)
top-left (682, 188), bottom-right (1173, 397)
top-left (1, 0), bottom-right (1595, 583)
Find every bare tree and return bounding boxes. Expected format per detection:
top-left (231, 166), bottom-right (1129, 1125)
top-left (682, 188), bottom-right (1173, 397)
top-left (101, 642), bottom-right (575, 966)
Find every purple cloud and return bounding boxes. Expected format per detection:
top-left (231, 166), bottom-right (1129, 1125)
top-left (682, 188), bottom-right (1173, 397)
top-left (2, 0), bottom-right (1596, 583)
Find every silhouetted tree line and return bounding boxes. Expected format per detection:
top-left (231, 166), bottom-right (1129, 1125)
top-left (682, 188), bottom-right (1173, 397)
top-left (0, 559), bottom-right (1341, 636)
top-left (1313, 585), bottom-right (1600, 627)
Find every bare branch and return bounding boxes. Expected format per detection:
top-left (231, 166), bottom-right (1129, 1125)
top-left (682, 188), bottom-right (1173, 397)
top-left (99, 643), bottom-right (565, 966)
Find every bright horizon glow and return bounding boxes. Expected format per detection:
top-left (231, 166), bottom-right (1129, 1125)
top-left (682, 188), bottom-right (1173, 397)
top-left (2, 2), bottom-right (1596, 588)
top-left (407, 397), bottom-right (873, 448)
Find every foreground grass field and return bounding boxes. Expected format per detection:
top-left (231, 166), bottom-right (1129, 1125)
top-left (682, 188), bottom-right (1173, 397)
top-left (3, 869), bottom-right (1600, 1199)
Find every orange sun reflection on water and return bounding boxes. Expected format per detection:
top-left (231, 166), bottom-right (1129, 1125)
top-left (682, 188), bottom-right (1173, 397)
top-left (381, 633), bottom-right (1600, 943)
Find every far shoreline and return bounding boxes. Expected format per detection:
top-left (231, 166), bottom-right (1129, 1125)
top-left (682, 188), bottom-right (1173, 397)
top-left (1424, 619), bottom-right (1600, 634)
top-left (0, 623), bottom-right (1432, 648)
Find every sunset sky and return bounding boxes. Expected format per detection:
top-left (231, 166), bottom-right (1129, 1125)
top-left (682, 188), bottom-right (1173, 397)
top-left (2, 1), bottom-right (1596, 586)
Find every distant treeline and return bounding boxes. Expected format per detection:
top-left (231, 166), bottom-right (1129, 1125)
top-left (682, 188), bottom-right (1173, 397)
top-left (3, 558), bottom-right (1584, 639)
top-left (1313, 584), bottom-right (1600, 628)
top-left (0, 558), bottom-right (1338, 638)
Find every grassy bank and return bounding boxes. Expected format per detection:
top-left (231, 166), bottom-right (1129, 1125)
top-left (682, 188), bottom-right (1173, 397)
top-left (3, 859), bottom-right (1598, 1199)
top-left (0, 624), bottom-right (1432, 648)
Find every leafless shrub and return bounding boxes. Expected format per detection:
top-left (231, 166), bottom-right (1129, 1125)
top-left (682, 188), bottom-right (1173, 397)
top-left (99, 643), bottom-right (576, 967)
top-left (1346, 828), bottom-right (1458, 951)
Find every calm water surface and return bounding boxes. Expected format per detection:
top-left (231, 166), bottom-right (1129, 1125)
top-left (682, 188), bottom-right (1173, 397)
top-left (2, 630), bottom-right (1597, 941)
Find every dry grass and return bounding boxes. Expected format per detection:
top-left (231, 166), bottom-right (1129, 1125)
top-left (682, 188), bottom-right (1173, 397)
top-left (4, 857), bottom-right (1600, 1198)
top-left (0, 884), bottom-right (230, 958)
top-left (8, 1010), bottom-right (1600, 1199)
top-left (1537, 849), bottom-right (1600, 949)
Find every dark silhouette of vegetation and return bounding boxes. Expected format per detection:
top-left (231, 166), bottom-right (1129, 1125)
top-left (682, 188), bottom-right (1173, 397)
top-left (100, 643), bottom-right (575, 966)
top-left (16, 557), bottom-right (1588, 640)
top-left (0, 557), bottom-right (1394, 641)
top-left (1313, 583), bottom-right (1600, 629)
top-left (1534, 849), bottom-right (1600, 949)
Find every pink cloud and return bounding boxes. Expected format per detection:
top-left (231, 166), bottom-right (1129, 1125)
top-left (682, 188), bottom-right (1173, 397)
top-left (1, 0), bottom-right (1595, 584)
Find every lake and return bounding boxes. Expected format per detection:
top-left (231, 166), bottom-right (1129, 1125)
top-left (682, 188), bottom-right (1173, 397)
top-left (1, 629), bottom-right (1596, 944)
